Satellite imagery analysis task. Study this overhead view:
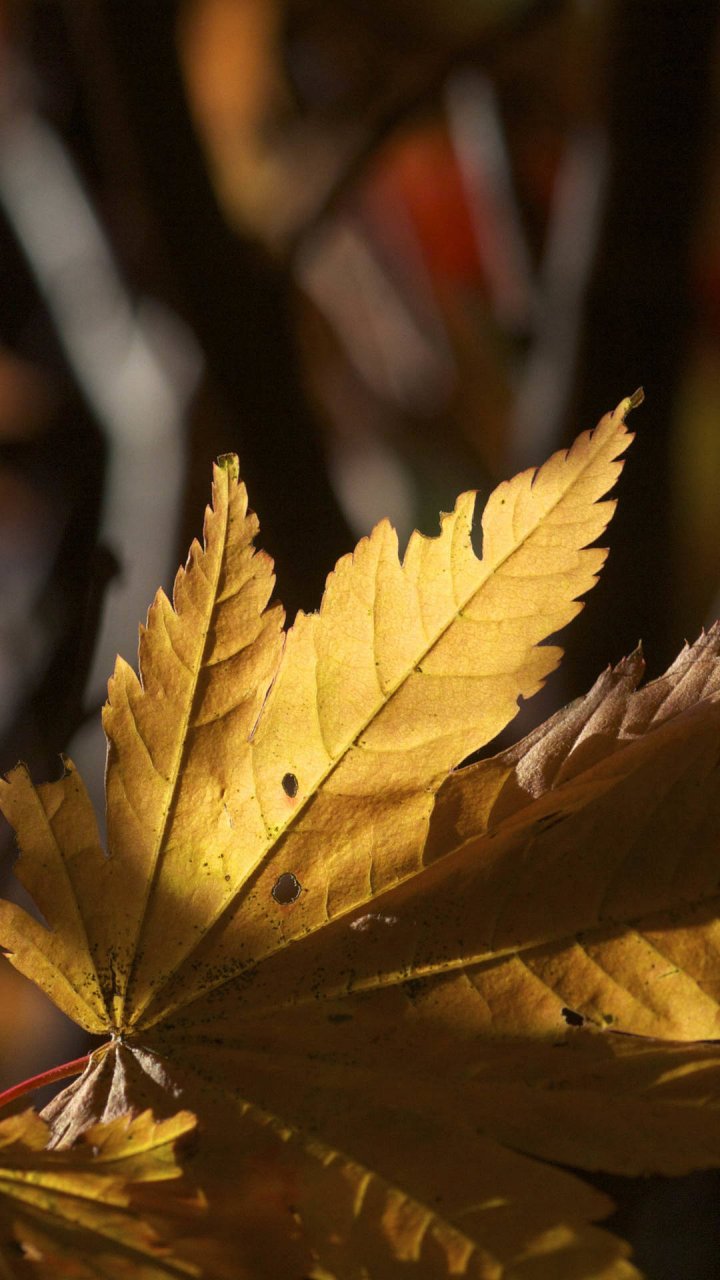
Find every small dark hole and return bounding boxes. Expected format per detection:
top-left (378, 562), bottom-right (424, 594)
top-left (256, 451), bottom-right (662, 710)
top-left (272, 872), bottom-right (302, 905)
top-left (282, 772), bottom-right (299, 798)
top-left (561, 1006), bottom-right (584, 1027)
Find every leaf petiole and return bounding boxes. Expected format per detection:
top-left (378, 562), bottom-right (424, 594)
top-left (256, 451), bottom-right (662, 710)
top-left (0, 1053), bottom-right (91, 1111)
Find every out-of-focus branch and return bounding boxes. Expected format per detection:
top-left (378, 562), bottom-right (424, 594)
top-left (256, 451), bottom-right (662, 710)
top-left (67, 0), bottom-right (354, 616)
top-left (290, 0), bottom-right (564, 255)
top-left (566, 0), bottom-right (720, 687)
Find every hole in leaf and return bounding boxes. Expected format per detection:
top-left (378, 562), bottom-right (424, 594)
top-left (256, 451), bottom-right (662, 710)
top-left (282, 772), bottom-right (299, 798)
top-left (272, 872), bottom-right (302, 905)
top-left (561, 1006), bottom-right (584, 1027)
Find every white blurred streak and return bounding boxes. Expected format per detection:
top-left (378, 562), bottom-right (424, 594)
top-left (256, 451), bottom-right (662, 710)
top-left (298, 216), bottom-right (454, 416)
top-left (511, 126), bottom-right (608, 466)
top-left (0, 495), bottom-right (58, 730)
top-left (328, 432), bottom-right (415, 544)
top-left (0, 107), bottom-right (202, 806)
top-left (446, 69), bottom-right (535, 332)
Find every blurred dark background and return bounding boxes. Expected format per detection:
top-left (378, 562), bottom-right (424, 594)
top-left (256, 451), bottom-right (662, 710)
top-left (0, 2), bottom-right (719, 1275)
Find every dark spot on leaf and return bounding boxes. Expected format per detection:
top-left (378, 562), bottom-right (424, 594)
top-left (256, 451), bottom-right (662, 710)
top-left (282, 772), bottom-right (299, 798)
top-left (602, 1012), bottom-right (615, 1025)
top-left (537, 812), bottom-right (564, 832)
top-left (272, 872), bottom-right (302, 905)
top-left (561, 1006), bottom-right (584, 1027)
top-left (327, 1013), bottom-right (352, 1023)
top-left (402, 978), bottom-right (423, 1000)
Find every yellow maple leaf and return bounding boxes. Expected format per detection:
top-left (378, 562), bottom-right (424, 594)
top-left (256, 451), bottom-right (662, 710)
top-left (9, 389), bottom-right (716, 1278)
top-left (0, 1108), bottom-right (198, 1279)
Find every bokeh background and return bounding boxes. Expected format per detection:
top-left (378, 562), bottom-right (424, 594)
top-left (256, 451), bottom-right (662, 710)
top-left (0, 2), bottom-right (719, 1276)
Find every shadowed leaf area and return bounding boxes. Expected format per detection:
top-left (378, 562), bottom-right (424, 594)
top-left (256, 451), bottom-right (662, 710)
top-left (0, 1108), bottom-right (200, 1279)
top-left (6, 390), bottom-right (720, 1278)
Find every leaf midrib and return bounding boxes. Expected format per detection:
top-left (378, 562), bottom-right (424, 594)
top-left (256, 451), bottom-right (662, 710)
top-left (118, 476), bottom-right (231, 1027)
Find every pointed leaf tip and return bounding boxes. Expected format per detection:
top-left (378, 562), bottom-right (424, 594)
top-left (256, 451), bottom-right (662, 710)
top-left (216, 452), bottom-right (240, 482)
top-left (627, 387), bottom-right (644, 410)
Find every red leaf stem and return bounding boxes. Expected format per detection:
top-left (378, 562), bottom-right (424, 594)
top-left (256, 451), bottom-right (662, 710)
top-left (0, 1053), bottom-right (91, 1111)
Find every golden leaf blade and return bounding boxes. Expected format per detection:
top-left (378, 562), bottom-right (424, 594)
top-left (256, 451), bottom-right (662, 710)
top-left (462, 1036), bottom-right (720, 1179)
top-left (0, 1109), bottom-right (198, 1279)
top-left (0, 400), bottom-right (635, 1034)
top-left (295, 1132), bottom-right (637, 1280)
top-left (267, 1093), bottom-right (635, 1278)
top-left (134, 395), bottom-right (636, 1029)
top-left (37, 1045), bottom-right (315, 1280)
top-left (151, 1017), bottom-right (720, 1183)
top-left (0, 458), bottom-right (284, 1032)
top-left (41, 1042), bottom-right (640, 1280)
top-left (102, 455), bottom-right (284, 1025)
top-left (126, 625), bottom-right (720, 1237)
top-left (1, 397), bottom-right (674, 1279)
top-left (422, 629), bottom-right (720, 1043)
top-left (0, 762), bottom-right (109, 1031)
top-left (427, 623), bottom-right (720, 853)
top-left (187, 629), bottom-right (720, 1051)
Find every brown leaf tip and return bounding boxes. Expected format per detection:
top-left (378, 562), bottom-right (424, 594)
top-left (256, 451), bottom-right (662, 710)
top-left (216, 452), bottom-right (240, 483)
top-left (627, 387), bottom-right (644, 411)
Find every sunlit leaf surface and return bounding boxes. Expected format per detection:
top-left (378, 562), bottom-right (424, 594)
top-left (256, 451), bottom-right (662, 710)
top-left (7, 391), bottom-right (717, 1280)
